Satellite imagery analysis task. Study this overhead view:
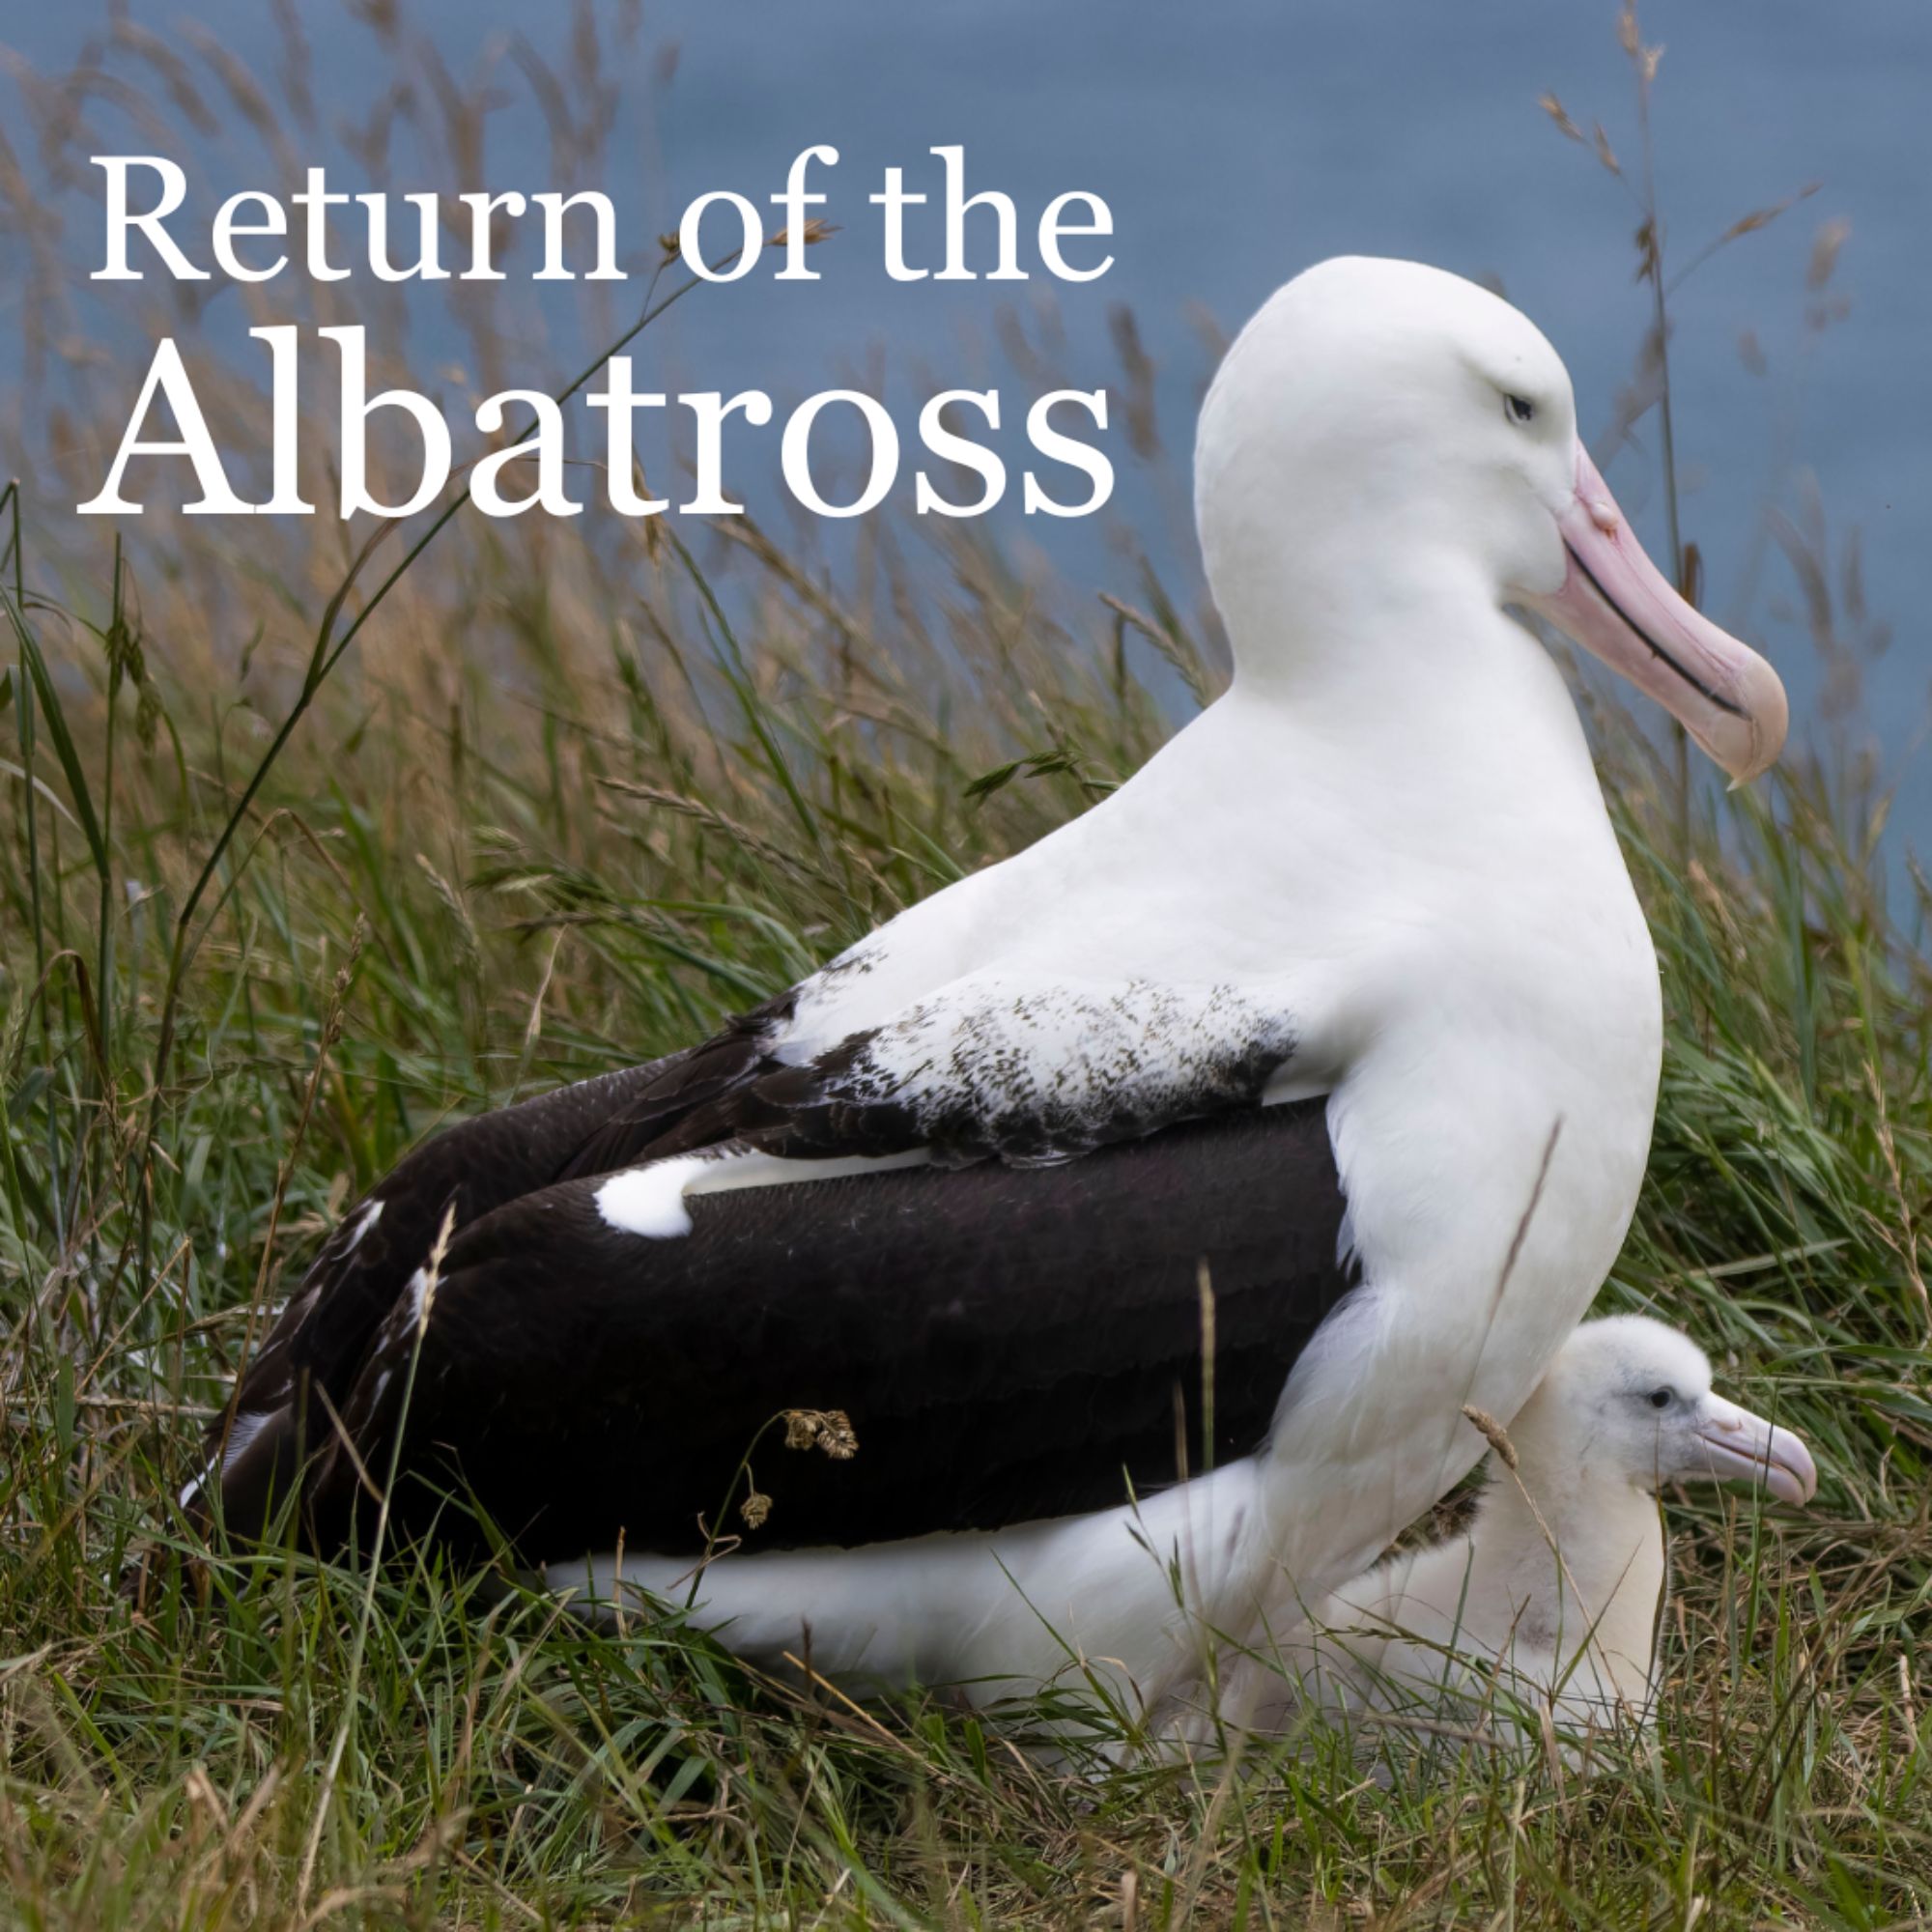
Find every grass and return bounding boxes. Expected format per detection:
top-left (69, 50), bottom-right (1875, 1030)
top-left (4, 5), bottom-right (1931, 1926)
top-left (3, 479), bottom-right (1930, 1928)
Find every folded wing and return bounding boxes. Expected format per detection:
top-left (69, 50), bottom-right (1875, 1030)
top-left (203, 974), bottom-right (1351, 1560)
top-left (309, 1101), bottom-right (1353, 1560)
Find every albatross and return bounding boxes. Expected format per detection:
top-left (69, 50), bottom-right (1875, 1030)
top-left (1264, 1315), bottom-right (1817, 1750)
top-left (190, 256), bottom-right (1788, 1720)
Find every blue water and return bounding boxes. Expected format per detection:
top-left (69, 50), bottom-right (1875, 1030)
top-left (6, 1), bottom-right (1928, 840)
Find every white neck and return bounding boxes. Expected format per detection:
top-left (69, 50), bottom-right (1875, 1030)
top-left (1176, 563), bottom-right (1620, 902)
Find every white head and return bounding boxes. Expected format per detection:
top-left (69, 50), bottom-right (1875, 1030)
top-left (1195, 257), bottom-right (1787, 781)
top-left (1511, 1314), bottom-right (1818, 1506)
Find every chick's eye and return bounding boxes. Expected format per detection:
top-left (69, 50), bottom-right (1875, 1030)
top-left (1648, 1387), bottom-right (1673, 1410)
top-left (1504, 393), bottom-right (1537, 426)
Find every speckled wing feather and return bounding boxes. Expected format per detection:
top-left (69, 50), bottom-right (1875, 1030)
top-left (575, 975), bottom-right (1301, 1173)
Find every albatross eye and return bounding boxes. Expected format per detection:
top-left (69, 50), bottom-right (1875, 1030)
top-left (1647, 1387), bottom-right (1673, 1410)
top-left (1504, 393), bottom-right (1537, 426)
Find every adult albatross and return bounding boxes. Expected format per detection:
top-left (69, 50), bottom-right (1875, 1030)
top-left (191, 257), bottom-right (1787, 1717)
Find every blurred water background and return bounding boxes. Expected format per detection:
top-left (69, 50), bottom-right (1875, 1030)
top-left (4, 0), bottom-right (1926, 844)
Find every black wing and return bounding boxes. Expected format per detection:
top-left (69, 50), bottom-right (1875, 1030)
top-left (201, 998), bottom-right (797, 1535)
top-left (300, 1100), bottom-right (1353, 1562)
top-left (207, 975), bottom-right (1309, 1544)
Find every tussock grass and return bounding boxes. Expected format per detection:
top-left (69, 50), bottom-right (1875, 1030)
top-left (4, 453), bottom-right (1928, 1924)
top-left (3, 5), bottom-right (1929, 1926)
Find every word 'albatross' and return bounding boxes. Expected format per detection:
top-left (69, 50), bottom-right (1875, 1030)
top-left (192, 258), bottom-right (1788, 1719)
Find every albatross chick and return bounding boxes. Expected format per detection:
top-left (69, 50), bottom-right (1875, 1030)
top-left (1268, 1316), bottom-right (1816, 1753)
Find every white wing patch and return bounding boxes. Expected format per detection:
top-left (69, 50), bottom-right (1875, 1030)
top-left (596, 1153), bottom-right (722, 1238)
top-left (595, 1147), bottom-right (933, 1239)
